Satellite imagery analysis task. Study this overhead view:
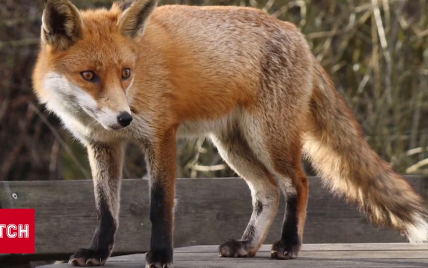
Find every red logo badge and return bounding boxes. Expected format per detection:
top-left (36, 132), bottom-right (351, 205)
top-left (0, 209), bottom-right (35, 253)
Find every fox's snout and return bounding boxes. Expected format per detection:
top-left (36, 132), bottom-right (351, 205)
top-left (117, 111), bottom-right (133, 127)
top-left (95, 108), bottom-right (133, 131)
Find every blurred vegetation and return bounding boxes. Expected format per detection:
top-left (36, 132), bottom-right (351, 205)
top-left (0, 0), bottom-right (428, 181)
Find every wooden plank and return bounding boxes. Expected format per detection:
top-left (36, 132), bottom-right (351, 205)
top-left (0, 180), bottom-right (150, 255)
top-left (176, 243), bottom-right (428, 253)
top-left (173, 176), bottom-right (425, 247)
top-left (0, 176), bottom-right (425, 258)
top-left (35, 244), bottom-right (428, 268)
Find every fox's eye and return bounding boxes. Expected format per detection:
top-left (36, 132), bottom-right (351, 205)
top-left (81, 71), bottom-right (95, 82)
top-left (122, 68), bottom-right (131, 80)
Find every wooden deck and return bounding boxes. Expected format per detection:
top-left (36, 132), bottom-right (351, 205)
top-left (37, 243), bottom-right (428, 268)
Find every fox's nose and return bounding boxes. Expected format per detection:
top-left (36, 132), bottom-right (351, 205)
top-left (117, 112), bottom-right (133, 127)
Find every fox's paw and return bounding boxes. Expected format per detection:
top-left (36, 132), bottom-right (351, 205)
top-left (145, 248), bottom-right (173, 268)
top-left (69, 248), bottom-right (110, 266)
top-left (271, 239), bottom-right (301, 260)
top-left (218, 239), bottom-right (255, 257)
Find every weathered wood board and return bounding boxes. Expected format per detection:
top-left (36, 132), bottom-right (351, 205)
top-left (36, 243), bottom-right (428, 268)
top-left (0, 176), bottom-right (426, 259)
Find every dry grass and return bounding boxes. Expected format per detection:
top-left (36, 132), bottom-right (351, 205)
top-left (0, 0), bottom-right (427, 180)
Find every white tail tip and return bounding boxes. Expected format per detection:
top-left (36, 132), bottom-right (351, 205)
top-left (406, 214), bottom-right (428, 243)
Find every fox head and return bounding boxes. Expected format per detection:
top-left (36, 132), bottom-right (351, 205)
top-left (33, 0), bottom-right (157, 130)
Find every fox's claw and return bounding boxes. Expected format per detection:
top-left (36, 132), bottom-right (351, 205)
top-left (271, 239), bottom-right (301, 260)
top-left (69, 248), bottom-right (109, 266)
top-left (145, 249), bottom-right (173, 268)
top-left (218, 239), bottom-right (256, 257)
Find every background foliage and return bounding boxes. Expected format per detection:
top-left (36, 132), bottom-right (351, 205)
top-left (1, 0), bottom-right (428, 181)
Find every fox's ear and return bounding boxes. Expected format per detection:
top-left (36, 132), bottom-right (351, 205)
top-left (41, 0), bottom-right (83, 50)
top-left (117, 0), bottom-right (157, 39)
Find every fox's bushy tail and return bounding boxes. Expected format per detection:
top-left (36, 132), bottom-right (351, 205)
top-left (303, 61), bottom-right (428, 243)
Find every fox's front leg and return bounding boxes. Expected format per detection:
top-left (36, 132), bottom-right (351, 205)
top-left (144, 130), bottom-right (176, 268)
top-left (69, 142), bottom-right (124, 266)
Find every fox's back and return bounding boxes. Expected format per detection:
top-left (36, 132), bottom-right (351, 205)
top-left (146, 5), bottom-right (309, 86)
top-left (135, 5), bottom-right (313, 121)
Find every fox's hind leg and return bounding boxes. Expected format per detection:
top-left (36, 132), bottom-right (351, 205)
top-left (240, 106), bottom-right (310, 260)
top-left (210, 130), bottom-right (280, 258)
top-left (271, 163), bottom-right (308, 259)
top-left (246, 116), bottom-right (309, 259)
top-left (243, 120), bottom-right (309, 260)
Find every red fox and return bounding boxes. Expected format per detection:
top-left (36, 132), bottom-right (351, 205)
top-left (33, 0), bottom-right (428, 267)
